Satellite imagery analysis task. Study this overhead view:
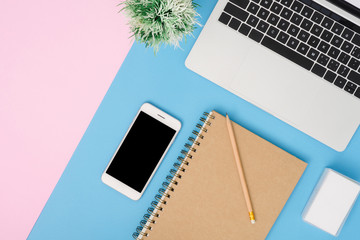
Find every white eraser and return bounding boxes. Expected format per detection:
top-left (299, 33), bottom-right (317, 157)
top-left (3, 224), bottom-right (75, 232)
top-left (303, 169), bottom-right (360, 236)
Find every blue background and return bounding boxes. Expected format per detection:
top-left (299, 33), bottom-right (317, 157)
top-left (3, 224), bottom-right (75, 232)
top-left (28, 0), bottom-right (360, 239)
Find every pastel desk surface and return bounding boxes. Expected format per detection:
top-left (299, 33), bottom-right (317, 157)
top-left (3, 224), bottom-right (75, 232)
top-left (28, 0), bottom-right (360, 239)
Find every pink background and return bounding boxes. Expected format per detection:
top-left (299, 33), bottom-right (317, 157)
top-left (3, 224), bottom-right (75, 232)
top-left (0, 1), bottom-right (132, 239)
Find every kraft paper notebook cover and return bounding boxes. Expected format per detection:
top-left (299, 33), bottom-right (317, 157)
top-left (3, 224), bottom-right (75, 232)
top-left (133, 111), bottom-right (307, 240)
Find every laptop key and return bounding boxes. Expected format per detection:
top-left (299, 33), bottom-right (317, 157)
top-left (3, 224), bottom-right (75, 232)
top-left (331, 35), bottom-right (343, 48)
top-left (278, 19), bottom-right (290, 31)
top-left (311, 12), bottom-right (323, 24)
top-left (280, 0), bottom-right (293, 7)
top-left (261, 36), bottom-right (314, 70)
top-left (311, 64), bottom-right (326, 77)
top-left (351, 47), bottom-right (360, 59)
top-left (301, 5), bottom-right (313, 18)
top-left (219, 12), bottom-right (232, 25)
top-left (320, 30), bottom-right (333, 42)
top-left (324, 71), bottom-right (337, 83)
top-left (317, 54), bottom-right (329, 66)
top-left (344, 82), bottom-right (357, 94)
top-left (348, 71), bottom-right (360, 85)
top-left (328, 47), bottom-right (340, 59)
top-left (260, 0), bottom-right (273, 9)
top-left (338, 52), bottom-right (350, 64)
top-left (331, 23), bottom-right (344, 35)
top-left (280, 8), bottom-right (293, 20)
top-left (311, 24), bottom-right (323, 37)
top-left (239, 23), bottom-right (252, 35)
top-left (249, 28), bottom-right (264, 42)
top-left (327, 59), bottom-right (340, 72)
top-left (300, 18), bottom-right (313, 31)
top-left (297, 42), bottom-right (309, 55)
top-left (287, 37), bottom-right (300, 49)
top-left (342, 28), bottom-right (354, 41)
top-left (354, 88), bottom-right (360, 99)
top-left (224, 3), bottom-right (249, 21)
top-left (257, 20), bottom-right (270, 33)
top-left (298, 30), bottom-right (310, 42)
top-left (334, 76), bottom-right (347, 88)
top-left (258, 7), bottom-right (270, 20)
top-left (352, 34), bottom-right (360, 46)
top-left (268, 14), bottom-right (280, 26)
top-left (321, 17), bottom-right (334, 29)
top-left (267, 26), bottom-right (280, 38)
top-left (290, 1), bottom-right (303, 12)
top-left (341, 41), bottom-right (354, 54)
top-left (290, 13), bottom-right (303, 25)
top-left (318, 41), bottom-right (330, 54)
top-left (307, 48), bottom-right (320, 60)
top-left (247, 2), bottom-right (260, 14)
top-left (270, 2), bottom-right (283, 14)
top-left (288, 24), bottom-right (300, 37)
top-left (247, 15), bottom-right (260, 27)
top-left (348, 58), bottom-right (360, 71)
top-left (308, 36), bottom-right (320, 48)
top-left (337, 65), bottom-right (350, 77)
top-left (277, 31), bottom-right (290, 43)
top-left (229, 18), bottom-right (241, 30)
top-left (230, 0), bottom-right (250, 9)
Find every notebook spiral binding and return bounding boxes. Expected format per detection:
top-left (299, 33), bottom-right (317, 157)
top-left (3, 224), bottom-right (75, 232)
top-left (132, 112), bottom-right (215, 239)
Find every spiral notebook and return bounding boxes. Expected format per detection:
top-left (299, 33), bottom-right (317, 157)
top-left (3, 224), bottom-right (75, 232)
top-left (133, 111), bottom-right (307, 239)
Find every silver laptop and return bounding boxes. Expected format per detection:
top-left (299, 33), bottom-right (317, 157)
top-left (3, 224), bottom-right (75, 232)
top-left (186, 0), bottom-right (360, 151)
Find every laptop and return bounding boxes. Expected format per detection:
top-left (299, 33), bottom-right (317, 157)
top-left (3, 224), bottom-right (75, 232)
top-left (186, 0), bottom-right (360, 151)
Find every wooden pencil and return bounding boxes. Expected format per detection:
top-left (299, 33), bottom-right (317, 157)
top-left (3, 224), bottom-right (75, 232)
top-left (225, 114), bottom-right (256, 224)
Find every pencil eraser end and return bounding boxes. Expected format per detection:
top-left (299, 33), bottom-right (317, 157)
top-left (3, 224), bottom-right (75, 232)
top-left (251, 220), bottom-right (256, 224)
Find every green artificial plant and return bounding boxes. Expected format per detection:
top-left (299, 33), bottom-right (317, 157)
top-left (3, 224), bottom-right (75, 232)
top-left (121, 0), bottom-right (200, 52)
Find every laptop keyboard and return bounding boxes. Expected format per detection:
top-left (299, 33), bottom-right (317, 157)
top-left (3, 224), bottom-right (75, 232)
top-left (218, 0), bottom-right (360, 99)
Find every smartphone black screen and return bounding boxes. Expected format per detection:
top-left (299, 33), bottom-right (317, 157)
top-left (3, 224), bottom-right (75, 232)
top-left (106, 111), bottom-right (176, 192)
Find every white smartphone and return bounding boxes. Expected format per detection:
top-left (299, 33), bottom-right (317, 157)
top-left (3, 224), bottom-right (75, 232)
top-left (101, 103), bottom-right (181, 200)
